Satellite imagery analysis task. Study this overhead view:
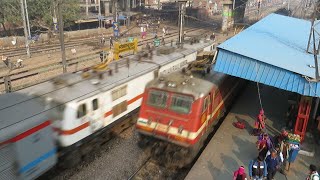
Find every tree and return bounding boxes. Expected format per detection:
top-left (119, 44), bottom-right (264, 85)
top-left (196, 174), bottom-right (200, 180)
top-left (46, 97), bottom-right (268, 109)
top-left (0, 0), bottom-right (80, 36)
top-left (0, 0), bottom-right (21, 35)
top-left (27, 0), bottom-right (80, 31)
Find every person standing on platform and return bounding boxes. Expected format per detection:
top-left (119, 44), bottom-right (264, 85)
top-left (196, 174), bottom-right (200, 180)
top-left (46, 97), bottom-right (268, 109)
top-left (249, 155), bottom-right (267, 180)
top-left (257, 133), bottom-right (273, 159)
top-left (265, 150), bottom-right (280, 180)
top-left (306, 164), bottom-right (319, 180)
top-left (274, 145), bottom-right (286, 175)
top-left (233, 166), bottom-right (247, 180)
top-left (253, 109), bottom-right (266, 136)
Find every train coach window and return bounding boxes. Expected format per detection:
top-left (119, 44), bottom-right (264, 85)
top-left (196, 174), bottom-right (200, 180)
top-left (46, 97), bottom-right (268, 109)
top-left (92, 99), bottom-right (99, 111)
top-left (77, 104), bottom-right (87, 118)
top-left (170, 94), bottom-right (193, 114)
top-left (148, 90), bottom-right (168, 108)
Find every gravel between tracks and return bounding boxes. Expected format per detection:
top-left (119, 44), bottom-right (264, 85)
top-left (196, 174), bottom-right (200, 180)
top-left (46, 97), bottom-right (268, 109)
top-left (52, 126), bottom-right (150, 180)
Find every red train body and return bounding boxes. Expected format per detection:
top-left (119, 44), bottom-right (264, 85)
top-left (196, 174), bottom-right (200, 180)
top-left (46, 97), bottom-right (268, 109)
top-left (136, 70), bottom-right (245, 154)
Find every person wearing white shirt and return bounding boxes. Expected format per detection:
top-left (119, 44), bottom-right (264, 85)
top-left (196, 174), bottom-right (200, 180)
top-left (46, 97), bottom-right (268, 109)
top-left (307, 164), bottom-right (319, 180)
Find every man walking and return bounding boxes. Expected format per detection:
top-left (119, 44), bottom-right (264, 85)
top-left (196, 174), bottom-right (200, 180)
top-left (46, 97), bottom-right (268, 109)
top-left (109, 37), bottom-right (113, 48)
top-left (265, 150), bottom-right (280, 180)
top-left (249, 155), bottom-right (267, 180)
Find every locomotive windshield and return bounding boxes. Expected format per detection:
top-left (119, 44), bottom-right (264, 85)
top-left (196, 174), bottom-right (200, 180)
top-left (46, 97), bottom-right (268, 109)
top-left (147, 90), bottom-right (168, 108)
top-left (169, 94), bottom-right (193, 114)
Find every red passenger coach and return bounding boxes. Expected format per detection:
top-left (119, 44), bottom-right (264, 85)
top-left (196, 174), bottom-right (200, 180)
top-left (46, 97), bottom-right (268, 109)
top-left (136, 70), bottom-right (245, 166)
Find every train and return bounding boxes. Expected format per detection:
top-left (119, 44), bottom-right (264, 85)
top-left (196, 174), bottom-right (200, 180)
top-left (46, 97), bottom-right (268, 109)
top-left (135, 66), bottom-right (246, 167)
top-left (0, 40), bottom-right (214, 179)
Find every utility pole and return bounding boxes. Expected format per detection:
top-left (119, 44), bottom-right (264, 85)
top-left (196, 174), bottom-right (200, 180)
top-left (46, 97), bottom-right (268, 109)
top-left (98, 0), bottom-right (102, 28)
top-left (20, 0), bottom-right (31, 58)
top-left (178, 1), bottom-right (186, 45)
top-left (57, 0), bottom-right (67, 73)
top-left (113, 0), bottom-right (118, 22)
top-left (86, 0), bottom-right (89, 16)
top-left (127, 0), bottom-right (130, 27)
top-left (24, 0), bottom-right (31, 38)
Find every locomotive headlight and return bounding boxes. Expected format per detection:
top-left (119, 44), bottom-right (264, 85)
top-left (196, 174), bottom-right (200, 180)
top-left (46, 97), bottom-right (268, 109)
top-left (147, 117), bottom-right (152, 125)
top-left (178, 125), bottom-right (184, 134)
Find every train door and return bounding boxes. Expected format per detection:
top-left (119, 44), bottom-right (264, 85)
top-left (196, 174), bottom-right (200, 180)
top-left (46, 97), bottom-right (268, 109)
top-left (88, 97), bottom-right (103, 132)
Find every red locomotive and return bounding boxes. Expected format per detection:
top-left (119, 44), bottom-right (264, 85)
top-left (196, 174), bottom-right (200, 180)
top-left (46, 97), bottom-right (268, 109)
top-left (136, 69), bottom-right (245, 166)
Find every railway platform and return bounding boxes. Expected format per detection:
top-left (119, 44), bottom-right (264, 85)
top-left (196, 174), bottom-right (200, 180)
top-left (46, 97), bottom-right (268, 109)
top-left (185, 82), bottom-right (320, 180)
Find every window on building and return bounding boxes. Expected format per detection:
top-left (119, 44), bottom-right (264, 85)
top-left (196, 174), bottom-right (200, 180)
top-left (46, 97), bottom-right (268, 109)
top-left (147, 90), bottom-right (168, 108)
top-left (92, 99), bottom-right (98, 111)
top-left (170, 94), bottom-right (193, 114)
top-left (77, 104), bottom-right (87, 118)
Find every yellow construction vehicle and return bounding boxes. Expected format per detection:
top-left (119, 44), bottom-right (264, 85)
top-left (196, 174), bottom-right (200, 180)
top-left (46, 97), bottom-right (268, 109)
top-left (187, 51), bottom-right (216, 76)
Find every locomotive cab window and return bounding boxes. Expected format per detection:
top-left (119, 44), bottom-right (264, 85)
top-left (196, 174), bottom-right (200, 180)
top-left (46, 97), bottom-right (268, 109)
top-left (147, 90), bottom-right (168, 108)
top-left (170, 94), bottom-right (193, 114)
top-left (92, 99), bottom-right (99, 111)
top-left (77, 104), bottom-right (87, 118)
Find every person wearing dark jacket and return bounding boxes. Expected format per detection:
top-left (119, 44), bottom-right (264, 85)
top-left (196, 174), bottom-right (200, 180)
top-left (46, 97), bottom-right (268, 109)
top-left (249, 155), bottom-right (267, 180)
top-left (265, 150), bottom-right (281, 180)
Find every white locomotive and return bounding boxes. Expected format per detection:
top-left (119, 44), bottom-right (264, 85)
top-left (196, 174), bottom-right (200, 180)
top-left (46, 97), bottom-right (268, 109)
top-left (0, 40), bottom-right (215, 179)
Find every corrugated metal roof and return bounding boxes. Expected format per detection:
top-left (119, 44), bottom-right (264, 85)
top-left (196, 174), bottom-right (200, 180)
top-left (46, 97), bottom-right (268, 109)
top-left (215, 49), bottom-right (320, 97)
top-left (218, 13), bottom-right (320, 79)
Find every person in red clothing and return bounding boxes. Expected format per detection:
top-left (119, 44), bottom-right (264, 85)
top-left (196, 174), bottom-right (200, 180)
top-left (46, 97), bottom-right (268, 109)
top-left (253, 109), bottom-right (266, 135)
top-left (233, 166), bottom-right (248, 180)
top-left (257, 133), bottom-right (272, 159)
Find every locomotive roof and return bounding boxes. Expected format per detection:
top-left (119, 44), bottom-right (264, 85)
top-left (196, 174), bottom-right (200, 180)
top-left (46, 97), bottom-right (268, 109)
top-left (146, 65), bottom-right (228, 99)
top-left (0, 40), bottom-right (214, 140)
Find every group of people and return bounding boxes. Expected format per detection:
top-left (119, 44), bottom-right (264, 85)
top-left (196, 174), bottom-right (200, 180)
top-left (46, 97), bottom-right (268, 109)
top-left (100, 36), bottom-right (113, 48)
top-left (232, 109), bottom-right (319, 180)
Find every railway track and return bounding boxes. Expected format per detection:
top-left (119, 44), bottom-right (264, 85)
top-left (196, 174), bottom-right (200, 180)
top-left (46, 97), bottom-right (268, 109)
top-left (127, 97), bottom-right (237, 180)
top-left (0, 24), bottom-right (144, 58)
top-left (0, 27), bottom-right (209, 91)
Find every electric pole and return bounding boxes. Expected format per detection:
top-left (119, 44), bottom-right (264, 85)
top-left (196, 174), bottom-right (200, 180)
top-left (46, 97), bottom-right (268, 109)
top-left (24, 0), bottom-right (31, 38)
top-left (113, 0), bottom-right (118, 22)
top-left (20, 0), bottom-right (31, 58)
top-left (98, 0), bottom-right (102, 28)
top-left (57, 0), bottom-right (67, 73)
top-left (178, 1), bottom-right (186, 45)
top-left (126, 0), bottom-right (131, 27)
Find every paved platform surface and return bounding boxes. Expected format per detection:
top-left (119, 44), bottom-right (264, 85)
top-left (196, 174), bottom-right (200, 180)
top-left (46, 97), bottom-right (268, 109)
top-left (185, 82), bottom-right (320, 180)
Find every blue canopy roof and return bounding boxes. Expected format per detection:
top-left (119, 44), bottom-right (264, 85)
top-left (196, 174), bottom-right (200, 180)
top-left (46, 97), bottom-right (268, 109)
top-left (214, 13), bottom-right (320, 97)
